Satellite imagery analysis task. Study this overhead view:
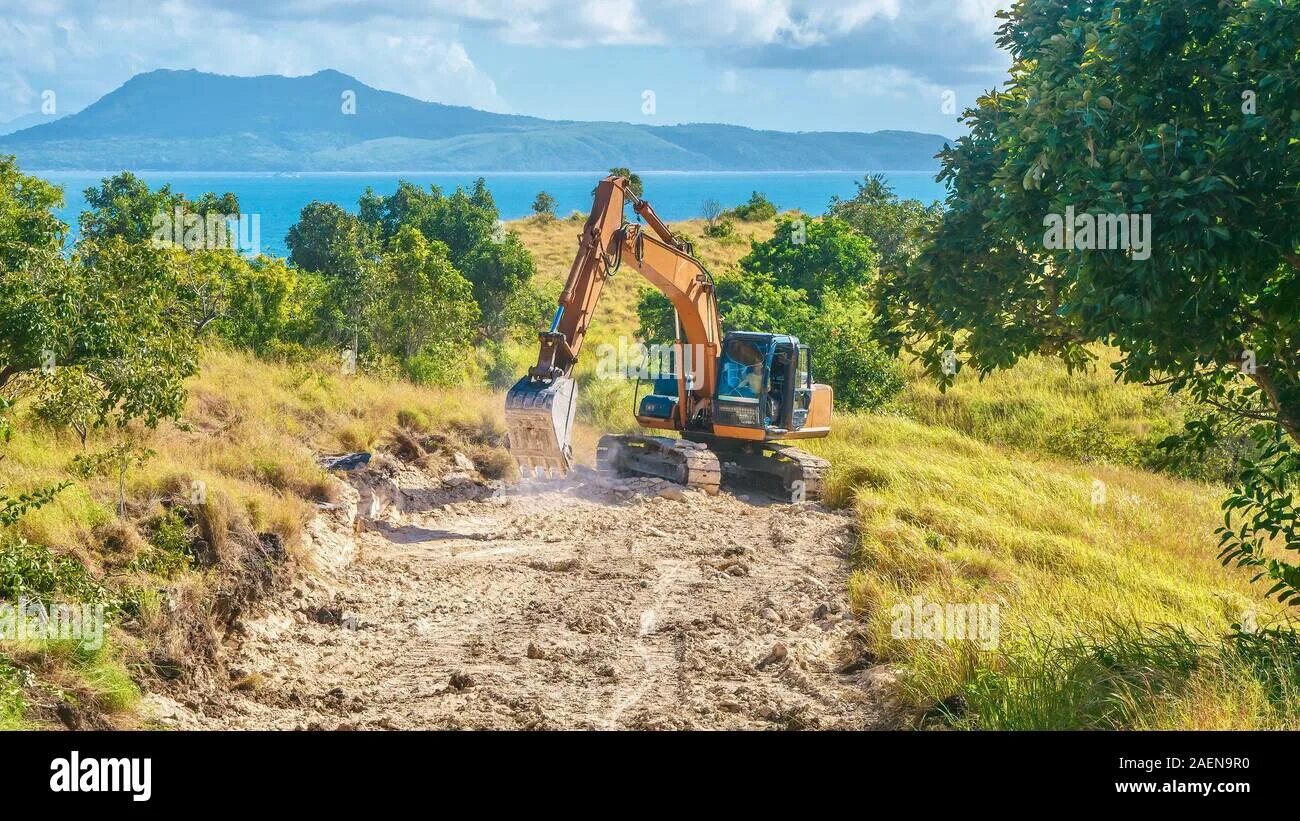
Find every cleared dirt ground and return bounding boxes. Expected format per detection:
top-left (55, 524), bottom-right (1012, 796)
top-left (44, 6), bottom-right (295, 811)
top-left (144, 462), bottom-right (892, 730)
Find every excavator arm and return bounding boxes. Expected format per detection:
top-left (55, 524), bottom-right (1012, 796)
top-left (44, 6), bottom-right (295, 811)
top-left (505, 176), bottom-right (721, 475)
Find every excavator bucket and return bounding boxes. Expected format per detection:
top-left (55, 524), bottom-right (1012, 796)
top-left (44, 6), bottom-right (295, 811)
top-left (504, 376), bottom-right (577, 477)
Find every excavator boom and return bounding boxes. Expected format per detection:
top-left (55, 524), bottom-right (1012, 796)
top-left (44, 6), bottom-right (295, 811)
top-left (505, 176), bottom-right (720, 476)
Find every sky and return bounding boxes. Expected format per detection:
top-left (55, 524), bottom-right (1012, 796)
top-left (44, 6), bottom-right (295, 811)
top-left (0, 0), bottom-right (1011, 136)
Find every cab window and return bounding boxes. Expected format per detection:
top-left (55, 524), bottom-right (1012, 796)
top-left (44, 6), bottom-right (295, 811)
top-left (717, 338), bottom-right (767, 402)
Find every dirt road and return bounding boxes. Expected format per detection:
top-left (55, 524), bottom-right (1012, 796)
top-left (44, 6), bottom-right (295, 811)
top-left (145, 461), bottom-right (890, 730)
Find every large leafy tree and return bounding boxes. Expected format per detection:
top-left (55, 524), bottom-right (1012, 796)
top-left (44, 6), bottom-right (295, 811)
top-left (365, 226), bottom-right (479, 366)
top-left (355, 179), bottom-right (537, 337)
top-left (875, 0), bottom-right (1300, 606)
top-left (0, 160), bottom-right (199, 448)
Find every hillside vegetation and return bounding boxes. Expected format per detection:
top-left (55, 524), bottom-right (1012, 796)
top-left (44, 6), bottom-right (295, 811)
top-left (1, 151), bottom-right (1294, 730)
top-left (0, 347), bottom-right (506, 727)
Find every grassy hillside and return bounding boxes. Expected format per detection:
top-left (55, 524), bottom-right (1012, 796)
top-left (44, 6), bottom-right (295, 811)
top-left (2, 209), bottom-right (1290, 730)
top-left (507, 210), bottom-right (1298, 728)
top-left (0, 348), bottom-right (507, 728)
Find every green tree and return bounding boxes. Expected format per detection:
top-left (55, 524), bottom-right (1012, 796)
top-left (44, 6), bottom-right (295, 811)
top-left (217, 256), bottom-right (320, 354)
top-left (873, 0), bottom-right (1300, 607)
top-left (732, 191), bottom-right (777, 222)
top-left (532, 191), bottom-right (557, 220)
top-left (828, 175), bottom-right (941, 270)
top-left (286, 201), bottom-right (377, 346)
top-left (80, 172), bottom-right (182, 245)
top-left (364, 227), bottom-right (479, 384)
top-left (1, 160), bottom-right (198, 444)
top-left (743, 215), bottom-right (878, 300)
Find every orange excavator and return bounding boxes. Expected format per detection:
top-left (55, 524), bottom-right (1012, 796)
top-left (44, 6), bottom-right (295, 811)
top-left (504, 176), bottom-right (833, 500)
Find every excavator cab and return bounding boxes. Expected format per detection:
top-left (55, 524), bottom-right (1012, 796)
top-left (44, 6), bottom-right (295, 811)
top-left (713, 332), bottom-right (813, 434)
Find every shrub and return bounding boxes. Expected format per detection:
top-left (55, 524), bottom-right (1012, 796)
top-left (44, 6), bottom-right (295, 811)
top-left (731, 191), bottom-right (777, 222)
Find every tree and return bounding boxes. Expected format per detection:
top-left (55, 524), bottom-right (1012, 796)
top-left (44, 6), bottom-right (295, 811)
top-left (1, 160), bottom-right (199, 445)
top-left (594, 167), bottom-right (643, 198)
top-left (363, 227), bottom-right (479, 385)
top-left (532, 191), bottom-right (557, 220)
top-left (286, 201), bottom-right (373, 276)
top-left (80, 172), bottom-right (182, 246)
top-left (354, 179), bottom-right (535, 339)
top-left (286, 201), bottom-right (377, 346)
top-left (828, 175), bottom-right (941, 270)
top-left (743, 216), bottom-right (878, 301)
top-left (732, 191), bottom-right (777, 222)
top-left (217, 256), bottom-right (320, 354)
top-left (701, 198), bottom-right (723, 227)
top-left (873, 0), bottom-right (1300, 608)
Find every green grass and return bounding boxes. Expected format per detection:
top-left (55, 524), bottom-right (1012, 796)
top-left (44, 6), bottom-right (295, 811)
top-left (798, 413), bottom-right (1293, 728)
top-left (893, 350), bottom-right (1242, 482)
top-left (0, 345), bottom-right (507, 726)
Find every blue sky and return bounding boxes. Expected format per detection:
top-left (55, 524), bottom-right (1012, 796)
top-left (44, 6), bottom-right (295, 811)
top-left (0, 0), bottom-right (1010, 135)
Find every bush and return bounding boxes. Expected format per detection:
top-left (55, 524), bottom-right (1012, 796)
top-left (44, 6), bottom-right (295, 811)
top-left (704, 217), bottom-right (735, 238)
top-left (131, 508), bottom-right (194, 578)
top-left (0, 535), bottom-right (110, 608)
top-left (732, 191), bottom-right (777, 222)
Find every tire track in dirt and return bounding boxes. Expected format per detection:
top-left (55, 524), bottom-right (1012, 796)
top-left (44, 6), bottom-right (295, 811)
top-left (145, 466), bottom-right (894, 730)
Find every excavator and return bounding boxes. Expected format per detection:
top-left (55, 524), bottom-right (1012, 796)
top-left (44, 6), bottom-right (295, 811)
top-left (504, 176), bottom-right (833, 500)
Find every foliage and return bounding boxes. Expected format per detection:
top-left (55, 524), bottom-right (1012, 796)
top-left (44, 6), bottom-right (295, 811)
top-left (1218, 427), bottom-right (1299, 607)
top-left (731, 190), bottom-right (777, 222)
top-left (352, 179), bottom-right (535, 338)
top-left (131, 508), bottom-right (193, 577)
top-left (744, 215), bottom-right (878, 300)
top-left (0, 534), bottom-right (110, 607)
top-left (79, 171), bottom-right (182, 246)
top-left (363, 226), bottom-right (479, 385)
top-left (217, 256), bottom-right (323, 353)
top-left (871, 0), bottom-right (1300, 610)
top-left (827, 174), bottom-right (940, 269)
top-left (2, 166), bottom-right (199, 438)
top-left (531, 191), bottom-right (557, 219)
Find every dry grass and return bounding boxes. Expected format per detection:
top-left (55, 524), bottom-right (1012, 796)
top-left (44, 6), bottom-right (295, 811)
top-left (0, 346), bottom-right (507, 726)
top-left (800, 414), bottom-right (1294, 728)
top-left (509, 212), bottom-right (777, 341)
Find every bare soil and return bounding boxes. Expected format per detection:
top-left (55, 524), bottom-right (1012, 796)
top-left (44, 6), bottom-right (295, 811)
top-left (143, 461), bottom-right (893, 730)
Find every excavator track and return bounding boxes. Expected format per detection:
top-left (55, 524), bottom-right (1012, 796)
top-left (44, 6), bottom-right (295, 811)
top-left (766, 444), bottom-right (830, 502)
top-left (715, 442), bottom-right (830, 502)
top-left (596, 434), bottom-right (721, 495)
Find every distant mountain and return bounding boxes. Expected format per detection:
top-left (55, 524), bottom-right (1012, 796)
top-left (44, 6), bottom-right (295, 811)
top-left (0, 69), bottom-right (950, 172)
top-left (0, 111), bottom-right (67, 136)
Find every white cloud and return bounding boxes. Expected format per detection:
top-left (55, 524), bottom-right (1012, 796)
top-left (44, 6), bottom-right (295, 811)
top-left (0, 0), bottom-right (506, 117)
top-left (0, 0), bottom-right (1007, 121)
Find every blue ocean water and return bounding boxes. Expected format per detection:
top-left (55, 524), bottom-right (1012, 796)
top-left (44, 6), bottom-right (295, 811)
top-left (41, 170), bottom-right (946, 257)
